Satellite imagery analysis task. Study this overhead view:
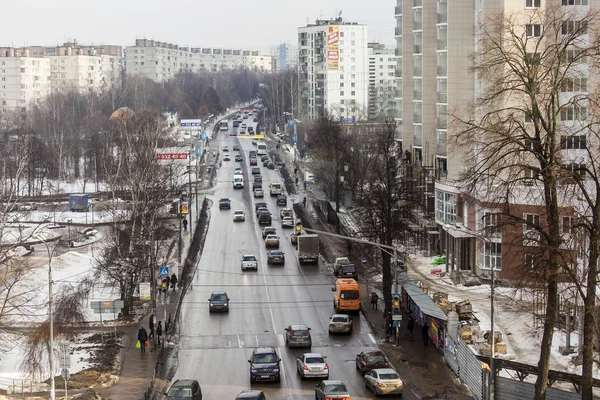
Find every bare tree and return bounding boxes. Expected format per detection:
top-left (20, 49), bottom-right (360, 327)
top-left (450, 6), bottom-right (600, 398)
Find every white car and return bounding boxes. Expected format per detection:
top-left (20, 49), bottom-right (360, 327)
top-left (281, 217), bottom-right (295, 228)
top-left (264, 234), bottom-right (280, 248)
top-left (234, 168), bottom-right (243, 175)
top-left (241, 124), bottom-right (247, 129)
top-left (296, 353), bottom-right (329, 380)
top-left (233, 210), bottom-right (245, 222)
top-left (252, 138), bottom-right (258, 146)
top-left (254, 188), bottom-right (264, 198)
top-left (222, 146), bottom-right (229, 152)
top-left (328, 314), bottom-right (353, 334)
top-left (241, 254), bottom-right (258, 270)
top-left (364, 368), bottom-right (404, 397)
top-left (223, 154), bottom-right (231, 161)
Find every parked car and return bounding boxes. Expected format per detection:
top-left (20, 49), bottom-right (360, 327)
top-left (262, 226), bottom-right (276, 238)
top-left (261, 155), bottom-right (269, 162)
top-left (233, 210), bottom-right (246, 222)
top-left (248, 347), bottom-right (281, 383)
top-left (276, 195), bottom-right (287, 206)
top-left (253, 117), bottom-right (259, 122)
top-left (241, 254), bottom-right (258, 271)
top-left (284, 324), bottom-right (312, 348)
top-left (356, 350), bottom-right (389, 375)
top-left (315, 381), bottom-right (350, 400)
top-left (328, 314), bottom-right (353, 335)
top-left (219, 198), bottom-right (231, 210)
top-left (364, 368), bottom-right (404, 397)
top-left (264, 234), bottom-right (280, 248)
top-left (164, 379), bottom-right (202, 400)
top-left (333, 257), bottom-right (350, 275)
top-left (208, 291), bottom-right (229, 313)
top-left (296, 353), bottom-right (328, 380)
top-left (267, 250), bottom-right (285, 265)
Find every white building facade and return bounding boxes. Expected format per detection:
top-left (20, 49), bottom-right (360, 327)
top-left (0, 55), bottom-right (51, 115)
top-left (270, 43), bottom-right (298, 72)
top-left (368, 43), bottom-right (397, 120)
top-left (298, 18), bottom-right (369, 120)
top-left (125, 39), bottom-right (272, 82)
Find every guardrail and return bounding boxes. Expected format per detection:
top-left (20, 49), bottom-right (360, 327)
top-left (0, 376), bottom-right (33, 396)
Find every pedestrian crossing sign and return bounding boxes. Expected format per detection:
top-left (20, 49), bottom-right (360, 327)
top-left (159, 266), bottom-right (169, 277)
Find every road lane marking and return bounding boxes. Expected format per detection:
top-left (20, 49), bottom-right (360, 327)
top-left (238, 334), bottom-right (244, 348)
top-left (368, 333), bottom-right (376, 344)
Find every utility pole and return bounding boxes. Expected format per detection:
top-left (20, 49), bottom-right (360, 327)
top-left (188, 150), bottom-right (193, 237)
top-left (49, 254), bottom-right (55, 400)
top-left (150, 231), bottom-right (157, 348)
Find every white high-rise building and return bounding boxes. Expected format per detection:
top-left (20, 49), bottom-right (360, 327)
top-left (367, 43), bottom-right (397, 120)
top-left (125, 39), bottom-right (273, 82)
top-left (0, 54), bottom-right (51, 115)
top-left (298, 18), bottom-right (369, 120)
top-left (270, 43), bottom-right (298, 72)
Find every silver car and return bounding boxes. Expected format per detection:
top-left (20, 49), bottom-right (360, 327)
top-left (315, 380), bottom-right (350, 400)
top-left (328, 314), bottom-right (353, 335)
top-left (364, 368), bottom-right (404, 396)
top-left (296, 353), bottom-right (329, 379)
top-left (241, 254), bottom-right (258, 271)
top-left (233, 210), bottom-right (246, 222)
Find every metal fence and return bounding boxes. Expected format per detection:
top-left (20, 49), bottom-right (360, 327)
top-left (444, 335), bottom-right (485, 400)
top-left (0, 376), bottom-right (33, 396)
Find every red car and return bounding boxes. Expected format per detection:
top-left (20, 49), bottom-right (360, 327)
top-left (355, 350), bottom-right (389, 375)
top-left (250, 157), bottom-right (257, 166)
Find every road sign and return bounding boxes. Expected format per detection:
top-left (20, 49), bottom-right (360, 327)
top-left (195, 145), bottom-right (202, 157)
top-left (156, 153), bottom-right (188, 160)
top-left (139, 282), bottom-right (151, 300)
top-left (61, 369), bottom-right (70, 381)
top-left (180, 119), bottom-right (202, 127)
top-left (392, 315), bottom-right (402, 321)
top-left (291, 133), bottom-right (297, 143)
top-left (91, 300), bottom-right (124, 314)
top-left (361, 257), bottom-right (367, 265)
top-left (302, 141), bottom-right (308, 150)
top-left (159, 266), bottom-right (169, 277)
top-left (201, 132), bottom-right (207, 141)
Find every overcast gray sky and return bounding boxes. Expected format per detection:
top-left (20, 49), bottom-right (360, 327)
top-left (1, 0), bottom-right (395, 52)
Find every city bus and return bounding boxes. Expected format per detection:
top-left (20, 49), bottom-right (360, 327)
top-left (220, 120), bottom-right (229, 131)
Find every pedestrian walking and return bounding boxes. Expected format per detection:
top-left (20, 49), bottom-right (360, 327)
top-left (303, 180), bottom-right (307, 191)
top-left (294, 167), bottom-right (298, 176)
top-left (407, 316), bottom-right (415, 342)
top-left (182, 218), bottom-right (188, 231)
top-left (171, 273), bottom-right (178, 291)
top-left (422, 323), bottom-right (429, 347)
top-left (371, 292), bottom-right (379, 310)
top-left (295, 176), bottom-right (299, 186)
top-left (149, 315), bottom-right (155, 339)
top-left (138, 326), bottom-right (148, 353)
top-left (156, 321), bottom-right (163, 345)
top-left (303, 197), bottom-right (307, 207)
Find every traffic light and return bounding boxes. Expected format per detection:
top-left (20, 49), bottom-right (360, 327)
top-left (392, 294), bottom-right (400, 314)
top-left (296, 221), bottom-right (302, 232)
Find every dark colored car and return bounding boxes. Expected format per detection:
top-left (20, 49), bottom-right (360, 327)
top-left (261, 155), bottom-right (269, 162)
top-left (267, 161), bottom-right (275, 169)
top-left (253, 117), bottom-right (259, 122)
top-left (248, 347), bottom-right (281, 383)
top-left (258, 212), bottom-right (272, 225)
top-left (262, 226), bottom-right (277, 238)
top-left (249, 150), bottom-right (257, 158)
top-left (356, 350), bottom-right (390, 375)
top-left (219, 198), bottom-right (231, 210)
top-left (338, 264), bottom-right (358, 281)
top-left (208, 291), bottom-right (230, 313)
top-left (315, 380), bottom-right (350, 400)
top-left (262, 158), bottom-right (270, 167)
top-left (284, 324), bottom-right (312, 348)
top-left (276, 195), bottom-right (287, 206)
top-left (255, 202), bottom-right (267, 212)
top-left (235, 390), bottom-right (265, 400)
top-left (235, 154), bottom-right (243, 162)
top-left (248, 126), bottom-right (254, 134)
top-left (252, 167), bottom-right (261, 175)
top-left (253, 181), bottom-right (262, 189)
top-left (164, 379), bottom-right (202, 400)
top-left (267, 250), bottom-right (285, 265)
top-left (250, 157), bottom-right (257, 166)
top-left (233, 145), bottom-right (240, 151)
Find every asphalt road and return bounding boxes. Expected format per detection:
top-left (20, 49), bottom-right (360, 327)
top-left (173, 117), bottom-right (416, 399)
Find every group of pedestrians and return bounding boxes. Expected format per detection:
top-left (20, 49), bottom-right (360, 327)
top-left (160, 273), bottom-right (178, 294)
top-left (382, 311), bottom-right (430, 347)
top-left (137, 315), bottom-right (165, 353)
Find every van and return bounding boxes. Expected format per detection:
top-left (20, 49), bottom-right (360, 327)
top-left (333, 278), bottom-right (360, 313)
top-left (233, 175), bottom-right (244, 189)
top-left (257, 141), bottom-right (267, 156)
top-left (269, 183), bottom-right (282, 196)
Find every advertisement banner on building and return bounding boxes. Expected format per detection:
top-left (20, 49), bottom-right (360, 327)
top-left (139, 282), bottom-right (151, 301)
top-left (327, 25), bottom-right (340, 71)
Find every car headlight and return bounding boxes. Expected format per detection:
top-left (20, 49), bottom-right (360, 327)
top-left (210, 303), bottom-right (214, 306)
top-left (273, 368), bottom-right (279, 373)
top-left (251, 369), bottom-right (257, 373)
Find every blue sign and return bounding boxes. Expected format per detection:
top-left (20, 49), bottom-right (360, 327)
top-left (201, 132), bottom-right (207, 141)
top-left (195, 145), bottom-right (201, 157)
top-left (180, 122), bottom-right (202, 127)
top-left (340, 117), bottom-right (355, 124)
top-left (291, 133), bottom-right (297, 143)
top-left (301, 141), bottom-right (308, 150)
top-left (362, 257), bottom-right (367, 266)
top-left (159, 266), bottom-right (169, 277)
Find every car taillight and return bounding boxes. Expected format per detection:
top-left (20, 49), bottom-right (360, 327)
top-left (307, 331), bottom-right (311, 337)
top-left (377, 382), bottom-right (384, 387)
top-left (289, 331), bottom-right (293, 338)
top-left (269, 256), bottom-right (273, 259)
top-left (324, 365), bottom-right (328, 370)
top-left (303, 365), bottom-right (308, 370)
top-left (329, 323), bottom-right (334, 327)
top-left (344, 323), bottom-right (350, 327)
top-left (385, 362), bottom-right (389, 366)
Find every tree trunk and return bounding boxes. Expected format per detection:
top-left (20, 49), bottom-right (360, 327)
top-left (581, 230), bottom-right (599, 399)
top-left (535, 276), bottom-right (557, 399)
top-left (381, 251), bottom-right (393, 318)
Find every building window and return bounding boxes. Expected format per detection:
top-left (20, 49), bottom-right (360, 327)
top-left (561, 77), bottom-right (587, 92)
top-left (524, 167), bottom-right (539, 181)
top-left (526, 24), bottom-right (542, 37)
top-left (523, 213), bottom-right (540, 234)
top-left (561, 134), bottom-right (587, 149)
top-left (435, 191), bottom-right (456, 225)
top-left (525, 254), bottom-right (541, 270)
top-left (351, 91), bottom-right (355, 95)
top-left (562, 0), bottom-right (588, 4)
top-left (340, 91), bottom-right (344, 96)
top-left (560, 106), bottom-right (587, 121)
top-left (526, 0), bottom-right (541, 7)
top-left (479, 242), bottom-right (502, 271)
top-left (562, 20), bottom-right (588, 35)
top-left (562, 216), bottom-right (574, 235)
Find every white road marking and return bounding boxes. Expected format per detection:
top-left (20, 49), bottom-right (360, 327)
top-left (238, 334), bottom-right (244, 348)
top-left (368, 333), bottom-right (376, 344)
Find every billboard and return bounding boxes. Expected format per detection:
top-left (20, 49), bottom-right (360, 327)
top-left (327, 26), bottom-right (340, 71)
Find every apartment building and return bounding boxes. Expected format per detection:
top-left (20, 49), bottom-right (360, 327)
top-left (395, 0), bottom-right (593, 281)
top-left (367, 43), bottom-right (397, 120)
top-left (270, 43), bottom-right (298, 72)
top-left (125, 39), bottom-right (272, 82)
top-left (298, 18), bottom-right (369, 120)
top-left (0, 43), bottom-right (122, 116)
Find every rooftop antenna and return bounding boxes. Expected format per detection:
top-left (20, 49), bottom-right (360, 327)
top-left (339, 10), bottom-right (343, 20)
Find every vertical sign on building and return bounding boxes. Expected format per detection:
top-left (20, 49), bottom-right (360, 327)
top-left (327, 26), bottom-right (340, 71)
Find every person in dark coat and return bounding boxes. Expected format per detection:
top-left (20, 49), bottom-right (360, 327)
top-left (149, 315), bottom-right (155, 339)
top-left (182, 218), bottom-right (188, 231)
top-left (138, 326), bottom-right (148, 353)
top-left (422, 323), bottom-right (429, 347)
top-left (371, 292), bottom-right (379, 310)
top-left (303, 197), bottom-right (307, 207)
top-left (407, 316), bottom-right (415, 342)
top-left (156, 321), bottom-right (163, 345)
top-left (171, 273), bottom-right (178, 291)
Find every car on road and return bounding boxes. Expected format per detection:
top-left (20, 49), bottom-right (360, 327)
top-left (356, 350), bottom-right (390, 375)
top-left (219, 198), bottom-right (231, 210)
top-left (243, 115), bottom-right (248, 120)
top-left (291, 231), bottom-right (302, 245)
top-left (249, 157), bottom-right (257, 166)
top-left (315, 380), bottom-right (350, 400)
top-left (208, 291), bottom-right (229, 313)
top-left (284, 324), bottom-right (312, 348)
top-left (267, 161), bottom-right (275, 169)
top-left (328, 314), bottom-right (353, 335)
top-left (254, 188), bottom-right (264, 198)
top-left (242, 123), bottom-right (247, 129)
top-left (267, 250), bottom-right (285, 265)
top-left (262, 226), bottom-right (276, 238)
top-left (248, 347), bottom-right (281, 383)
top-left (281, 217), bottom-right (295, 228)
top-left (233, 210), bottom-right (246, 222)
top-left (262, 157), bottom-right (270, 167)
top-left (233, 145), bottom-right (240, 151)
top-left (252, 138), bottom-right (258, 146)
top-left (261, 155), bottom-right (269, 162)
top-left (234, 168), bottom-right (243, 175)
top-left (253, 181), bottom-right (262, 189)
top-left (280, 208), bottom-right (293, 219)
top-left (222, 146), bottom-right (229, 152)
top-left (248, 126), bottom-right (254, 134)
top-left (240, 129), bottom-right (246, 134)
top-left (251, 167), bottom-right (261, 175)
top-left (241, 254), bottom-right (258, 271)
top-left (296, 353), bottom-right (328, 380)
top-left (223, 154), bottom-right (231, 161)
top-left (235, 390), bottom-right (265, 400)
top-left (258, 211), bottom-right (272, 225)
top-left (249, 150), bottom-right (257, 158)
top-left (235, 154), bottom-right (243, 162)
top-left (364, 368), bottom-right (404, 397)
top-left (164, 379), bottom-right (202, 400)
top-left (338, 264), bottom-right (358, 281)
top-left (264, 234), bottom-right (280, 248)
top-left (256, 205), bottom-right (269, 214)
top-left (333, 257), bottom-right (350, 276)
top-left (276, 195), bottom-right (287, 206)
top-left (253, 117), bottom-right (259, 122)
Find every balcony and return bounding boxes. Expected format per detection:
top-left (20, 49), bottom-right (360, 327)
top-left (395, 6), bottom-right (401, 15)
top-left (395, 68), bottom-right (402, 77)
top-left (395, 27), bottom-right (402, 36)
top-left (437, 12), bottom-right (447, 24)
